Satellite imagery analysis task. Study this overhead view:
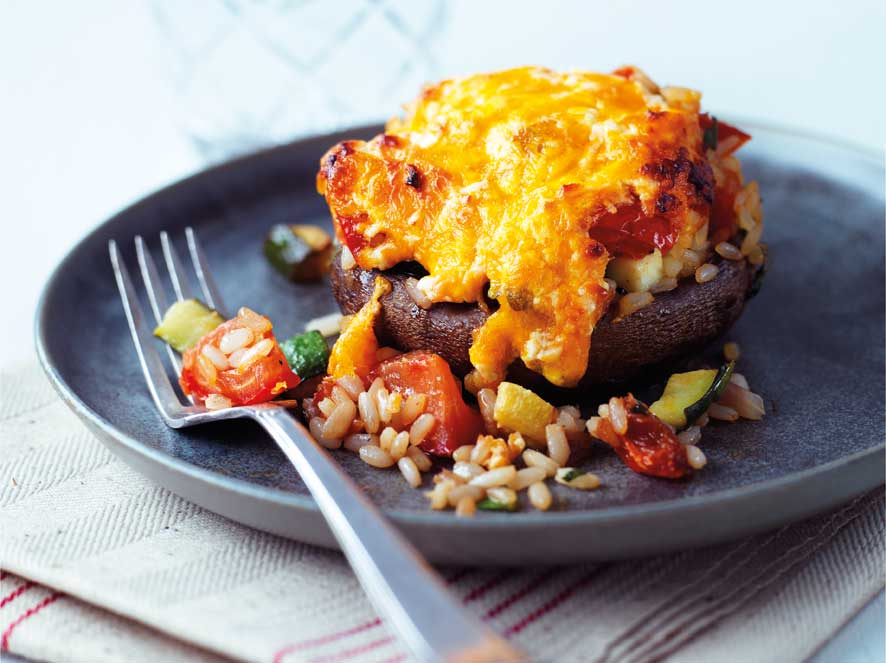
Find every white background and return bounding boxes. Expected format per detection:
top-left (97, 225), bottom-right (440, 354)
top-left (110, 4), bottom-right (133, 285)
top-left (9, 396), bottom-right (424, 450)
top-left (1, 1), bottom-right (883, 660)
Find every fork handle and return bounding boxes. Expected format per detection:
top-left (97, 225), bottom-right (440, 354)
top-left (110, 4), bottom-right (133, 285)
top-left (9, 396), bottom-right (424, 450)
top-left (253, 408), bottom-right (526, 663)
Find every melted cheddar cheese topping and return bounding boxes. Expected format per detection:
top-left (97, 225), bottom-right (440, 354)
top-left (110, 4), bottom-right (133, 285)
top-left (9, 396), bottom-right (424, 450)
top-left (318, 66), bottom-right (725, 387)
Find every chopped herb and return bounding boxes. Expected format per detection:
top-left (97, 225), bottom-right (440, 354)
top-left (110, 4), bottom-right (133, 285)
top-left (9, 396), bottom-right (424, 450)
top-left (477, 497), bottom-right (517, 512)
top-left (703, 117), bottom-right (719, 151)
top-left (561, 469), bottom-right (585, 482)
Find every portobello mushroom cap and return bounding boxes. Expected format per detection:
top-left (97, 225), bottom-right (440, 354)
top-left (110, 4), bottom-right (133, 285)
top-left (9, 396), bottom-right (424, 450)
top-left (331, 254), bottom-right (762, 397)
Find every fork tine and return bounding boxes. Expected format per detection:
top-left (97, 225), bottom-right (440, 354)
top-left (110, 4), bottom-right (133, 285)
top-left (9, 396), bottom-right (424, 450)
top-left (160, 231), bottom-right (193, 302)
top-left (109, 240), bottom-right (184, 422)
top-left (135, 235), bottom-right (182, 375)
top-left (185, 226), bottom-right (228, 316)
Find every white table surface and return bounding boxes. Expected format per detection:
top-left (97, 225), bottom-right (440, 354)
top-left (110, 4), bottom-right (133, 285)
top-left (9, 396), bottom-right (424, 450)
top-left (2, 1), bottom-right (883, 661)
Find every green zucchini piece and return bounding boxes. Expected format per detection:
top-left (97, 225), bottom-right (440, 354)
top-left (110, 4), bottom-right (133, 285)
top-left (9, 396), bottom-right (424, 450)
top-left (683, 361), bottom-right (736, 426)
top-left (264, 224), bottom-right (333, 283)
top-left (649, 368), bottom-right (719, 428)
top-left (280, 330), bottom-right (330, 379)
top-left (153, 299), bottom-right (224, 353)
top-left (477, 497), bottom-right (517, 512)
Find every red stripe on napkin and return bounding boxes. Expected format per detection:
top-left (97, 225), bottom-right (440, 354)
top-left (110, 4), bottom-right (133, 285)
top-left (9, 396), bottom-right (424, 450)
top-left (273, 569), bottom-right (476, 662)
top-left (0, 583), bottom-right (34, 609)
top-left (482, 569), bottom-right (560, 621)
top-left (463, 571), bottom-right (511, 603)
top-left (309, 635), bottom-right (394, 663)
top-left (503, 568), bottom-right (600, 636)
top-left (1, 592), bottom-right (63, 650)
top-left (375, 654), bottom-right (407, 663)
top-left (272, 618), bottom-right (382, 663)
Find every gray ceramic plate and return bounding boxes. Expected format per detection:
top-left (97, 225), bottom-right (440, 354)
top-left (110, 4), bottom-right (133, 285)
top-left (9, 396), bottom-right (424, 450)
top-left (35, 122), bottom-right (885, 565)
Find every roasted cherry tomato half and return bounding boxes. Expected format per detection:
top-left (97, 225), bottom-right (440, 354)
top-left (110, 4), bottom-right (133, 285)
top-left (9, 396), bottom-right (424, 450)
top-left (180, 307), bottom-right (300, 406)
top-left (370, 351), bottom-right (485, 456)
top-left (592, 394), bottom-right (692, 479)
top-left (588, 202), bottom-right (678, 260)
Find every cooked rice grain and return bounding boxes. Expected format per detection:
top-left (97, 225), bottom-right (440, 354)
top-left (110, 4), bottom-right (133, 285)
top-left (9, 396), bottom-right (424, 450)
top-left (204, 393), bottom-right (232, 410)
top-left (452, 445), bottom-right (475, 463)
top-left (201, 344), bottom-right (229, 370)
top-left (618, 292), bottom-right (654, 319)
top-left (545, 424), bottom-right (571, 466)
top-left (707, 403), bottom-right (739, 422)
top-left (397, 457), bottom-right (422, 488)
top-left (404, 276), bottom-right (433, 309)
top-left (608, 397), bottom-right (628, 435)
top-left (336, 374), bottom-right (365, 400)
top-left (406, 446), bottom-right (433, 472)
top-left (219, 328), bottom-right (253, 354)
top-left (357, 391), bottom-right (381, 434)
top-left (453, 461), bottom-right (485, 481)
top-left (344, 433), bottom-right (377, 453)
top-left (359, 445), bottom-right (395, 468)
top-left (695, 263), bottom-right (719, 284)
top-left (409, 413), bottom-right (436, 446)
top-left (448, 484), bottom-right (485, 507)
top-left (715, 241), bottom-right (743, 261)
top-left (686, 445), bottom-right (707, 469)
top-left (528, 482), bottom-right (552, 511)
top-left (322, 399), bottom-right (356, 440)
top-left (509, 466), bottom-right (547, 491)
top-left (487, 487), bottom-right (517, 506)
top-left (719, 383), bottom-right (765, 420)
top-left (730, 372), bottom-right (750, 390)
top-left (554, 468), bottom-right (601, 490)
top-left (455, 495), bottom-right (477, 517)
top-left (522, 449), bottom-right (559, 477)
top-left (390, 431), bottom-right (410, 460)
top-left (677, 426), bottom-right (702, 446)
top-left (306, 312), bottom-right (345, 337)
top-left (469, 465), bottom-right (517, 488)
top-left (477, 388), bottom-right (498, 434)
top-left (400, 393), bottom-right (428, 426)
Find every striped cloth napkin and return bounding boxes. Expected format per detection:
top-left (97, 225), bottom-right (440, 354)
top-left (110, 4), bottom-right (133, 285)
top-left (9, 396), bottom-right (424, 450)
top-left (1, 361), bottom-right (883, 663)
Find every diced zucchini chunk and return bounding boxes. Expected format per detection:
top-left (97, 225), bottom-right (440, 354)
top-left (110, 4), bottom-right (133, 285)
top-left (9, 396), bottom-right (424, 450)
top-left (682, 361), bottom-right (735, 425)
top-left (649, 369), bottom-right (718, 428)
top-left (153, 299), bottom-right (224, 353)
top-left (606, 249), bottom-right (663, 293)
top-left (493, 381), bottom-right (555, 442)
top-left (280, 330), bottom-right (330, 379)
top-left (264, 224), bottom-right (333, 283)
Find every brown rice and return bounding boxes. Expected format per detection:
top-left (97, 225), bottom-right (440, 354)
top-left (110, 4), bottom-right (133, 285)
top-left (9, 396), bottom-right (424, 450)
top-left (359, 445), bottom-right (395, 468)
top-left (545, 424), bottom-right (571, 466)
top-left (397, 456), bottom-right (422, 488)
top-left (695, 263), bottom-right (719, 284)
top-left (528, 481), bottom-right (552, 511)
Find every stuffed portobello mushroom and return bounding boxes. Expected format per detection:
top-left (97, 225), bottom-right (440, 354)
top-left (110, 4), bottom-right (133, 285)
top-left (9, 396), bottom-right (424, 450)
top-left (317, 65), bottom-right (766, 395)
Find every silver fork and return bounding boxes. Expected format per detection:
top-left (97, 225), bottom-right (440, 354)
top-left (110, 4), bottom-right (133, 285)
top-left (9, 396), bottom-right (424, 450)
top-left (108, 228), bottom-right (526, 663)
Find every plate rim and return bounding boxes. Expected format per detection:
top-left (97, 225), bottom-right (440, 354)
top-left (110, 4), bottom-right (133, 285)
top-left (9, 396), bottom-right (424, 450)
top-left (34, 118), bottom-right (886, 533)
